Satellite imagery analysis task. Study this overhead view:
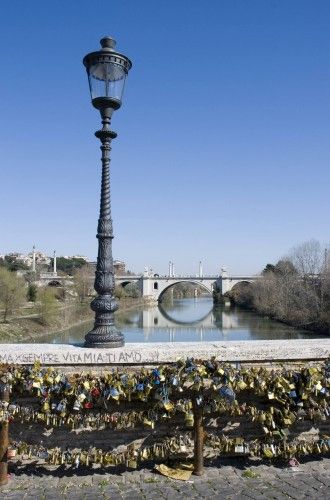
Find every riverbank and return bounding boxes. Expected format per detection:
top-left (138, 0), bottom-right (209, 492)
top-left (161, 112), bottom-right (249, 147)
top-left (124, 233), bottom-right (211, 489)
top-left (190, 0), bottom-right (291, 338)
top-left (226, 299), bottom-right (330, 336)
top-left (0, 297), bottom-right (145, 343)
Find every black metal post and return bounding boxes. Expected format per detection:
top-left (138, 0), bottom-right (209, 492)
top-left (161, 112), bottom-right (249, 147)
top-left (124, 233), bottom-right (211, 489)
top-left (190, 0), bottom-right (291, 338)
top-left (0, 385), bottom-right (9, 486)
top-left (84, 108), bottom-right (124, 348)
top-left (193, 398), bottom-right (204, 476)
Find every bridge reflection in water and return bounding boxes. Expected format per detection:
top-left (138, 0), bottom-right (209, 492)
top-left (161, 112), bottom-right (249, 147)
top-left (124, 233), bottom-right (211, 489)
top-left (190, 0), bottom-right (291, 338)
top-left (115, 297), bottom-right (315, 343)
top-left (30, 297), bottom-right (317, 345)
top-left (141, 300), bottom-right (236, 342)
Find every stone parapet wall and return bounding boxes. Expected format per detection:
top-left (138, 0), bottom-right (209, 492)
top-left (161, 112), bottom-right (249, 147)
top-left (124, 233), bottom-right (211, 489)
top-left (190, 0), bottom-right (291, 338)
top-left (0, 338), bottom-right (329, 367)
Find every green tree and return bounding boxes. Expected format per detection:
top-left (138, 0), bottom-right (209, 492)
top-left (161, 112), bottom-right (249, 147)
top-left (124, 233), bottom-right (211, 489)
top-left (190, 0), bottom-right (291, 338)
top-left (115, 285), bottom-right (126, 299)
top-left (4, 255), bottom-right (29, 271)
top-left (0, 268), bottom-right (26, 322)
top-left (27, 283), bottom-right (38, 302)
top-left (124, 282), bottom-right (141, 298)
top-left (262, 263), bottom-right (276, 275)
top-left (55, 257), bottom-right (87, 275)
top-left (273, 259), bottom-right (297, 276)
top-left (37, 288), bottom-right (59, 326)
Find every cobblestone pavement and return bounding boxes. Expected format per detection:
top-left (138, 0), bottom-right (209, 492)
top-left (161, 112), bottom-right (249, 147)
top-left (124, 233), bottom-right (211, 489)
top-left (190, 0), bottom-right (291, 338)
top-left (1, 457), bottom-right (330, 499)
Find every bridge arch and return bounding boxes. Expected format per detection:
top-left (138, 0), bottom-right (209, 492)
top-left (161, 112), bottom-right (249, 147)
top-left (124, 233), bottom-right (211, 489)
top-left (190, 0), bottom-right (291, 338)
top-left (222, 278), bottom-right (255, 295)
top-left (47, 280), bottom-right (62, 287)
top-left (230, 280), bottom-right (253, 289)
top-left (158, 280), bottom-right (213, 302)
top-left (224, 280), bottom-right (255, 307)
top-left (119, 280), bottom-right (134, 288)
top-left (158, 302), bottom-right (213, 326)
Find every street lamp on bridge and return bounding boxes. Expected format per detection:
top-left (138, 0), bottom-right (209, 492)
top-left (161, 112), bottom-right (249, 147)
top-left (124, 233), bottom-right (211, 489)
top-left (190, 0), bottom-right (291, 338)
top-left (83, 36), bottom-right (132, 348)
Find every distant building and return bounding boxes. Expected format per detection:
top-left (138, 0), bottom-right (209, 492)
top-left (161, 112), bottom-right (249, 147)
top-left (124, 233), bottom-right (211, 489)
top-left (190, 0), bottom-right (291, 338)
top-left (63, 255), bottom-right (89, 262)
top-left (3, 249), bottom-right (50, 270)
top-left (6, 252), bottom-right (31, 266)
top-left (3, 250), bottom-right (130, 276)
top-left (114, 260), bottom-right (126, 275)
top-left (88, 260), bottom-right (126, 275)
top-left (30, 251), bottom-right (51, 266)
top-left (86, 259), bottom-right (128, 276)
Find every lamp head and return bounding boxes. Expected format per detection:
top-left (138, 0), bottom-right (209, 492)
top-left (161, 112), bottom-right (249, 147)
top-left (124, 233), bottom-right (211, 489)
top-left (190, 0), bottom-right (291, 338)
top-left (83, 37), bottom-right (132, 112)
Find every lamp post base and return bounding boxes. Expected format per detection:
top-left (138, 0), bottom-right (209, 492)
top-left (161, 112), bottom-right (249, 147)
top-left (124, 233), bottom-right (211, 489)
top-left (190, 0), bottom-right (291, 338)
top-left (84, 328), bottom-right (124, 348)
top-left (84, 340), bottom-right (124, 348)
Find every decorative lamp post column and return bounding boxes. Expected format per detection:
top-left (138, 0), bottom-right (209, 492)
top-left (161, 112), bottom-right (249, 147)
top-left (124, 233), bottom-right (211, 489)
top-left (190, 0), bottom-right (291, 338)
top-left (83, 36), bottom-right (132, 348)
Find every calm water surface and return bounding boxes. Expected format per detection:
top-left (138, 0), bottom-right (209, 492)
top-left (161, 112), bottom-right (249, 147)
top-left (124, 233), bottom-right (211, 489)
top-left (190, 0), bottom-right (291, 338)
top-left (33, 297), bottom-right (318, 345)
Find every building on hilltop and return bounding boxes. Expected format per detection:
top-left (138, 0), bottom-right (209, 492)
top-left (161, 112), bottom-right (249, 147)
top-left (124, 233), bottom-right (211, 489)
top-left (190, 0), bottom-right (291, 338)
top-left (63, 255), bottom-right (89, 262)
top-left (2, 248), bottom-right (51, 272)
top-left (28, 250), bottom-right (51, 267)
top-left (87, 259), bottom-right (127, 275)
top-left (5, 252), bottom-right (31, 267)
top-left (114, 260), bottom-right (126, 275)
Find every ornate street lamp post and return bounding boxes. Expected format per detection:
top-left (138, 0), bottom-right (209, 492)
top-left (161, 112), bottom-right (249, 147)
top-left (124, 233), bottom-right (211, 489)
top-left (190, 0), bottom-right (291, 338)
top-left (83, 37), bottom-right (132, 348)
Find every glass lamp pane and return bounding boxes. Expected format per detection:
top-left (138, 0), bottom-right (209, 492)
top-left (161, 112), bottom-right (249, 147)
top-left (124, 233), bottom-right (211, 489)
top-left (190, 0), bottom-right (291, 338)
top-left (88, 62), bottom-right (127, 101)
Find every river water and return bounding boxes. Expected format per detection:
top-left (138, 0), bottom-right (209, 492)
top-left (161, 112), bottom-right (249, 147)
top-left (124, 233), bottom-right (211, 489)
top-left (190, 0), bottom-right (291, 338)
top-left (34, 297), bottom-right (318, 345)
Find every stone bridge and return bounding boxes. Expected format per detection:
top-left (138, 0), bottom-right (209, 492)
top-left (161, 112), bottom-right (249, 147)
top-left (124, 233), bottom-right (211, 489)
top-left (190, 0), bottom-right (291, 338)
top-left (37, 270), bottom-right (260, 299)
top-left (116, 273), bottom-right (260, 302)
top-left (38, 273), bottom-right (73, 287)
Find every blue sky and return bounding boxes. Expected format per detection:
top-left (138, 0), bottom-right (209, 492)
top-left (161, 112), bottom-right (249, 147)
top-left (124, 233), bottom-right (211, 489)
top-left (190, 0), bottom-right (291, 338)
top-left (0, 0), bottom-right (329, 275)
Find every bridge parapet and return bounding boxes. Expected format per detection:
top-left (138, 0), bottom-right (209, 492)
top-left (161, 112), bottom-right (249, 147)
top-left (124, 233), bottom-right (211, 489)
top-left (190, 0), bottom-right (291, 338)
top-left (115, 274), bottom-right (260, 301)
top-left (40, 272), bottom-right (60, 279)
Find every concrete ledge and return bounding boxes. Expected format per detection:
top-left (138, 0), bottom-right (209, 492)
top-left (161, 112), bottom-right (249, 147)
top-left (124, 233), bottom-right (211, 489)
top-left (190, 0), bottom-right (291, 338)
top-left (0, 339), bottom-right (329, 365)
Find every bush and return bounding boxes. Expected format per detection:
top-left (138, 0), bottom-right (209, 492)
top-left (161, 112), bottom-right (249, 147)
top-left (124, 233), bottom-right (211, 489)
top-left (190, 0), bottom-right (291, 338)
top-left (37, 288), bottom-right (59, 326)
top-left (27, 284), bottom-right (38, 302)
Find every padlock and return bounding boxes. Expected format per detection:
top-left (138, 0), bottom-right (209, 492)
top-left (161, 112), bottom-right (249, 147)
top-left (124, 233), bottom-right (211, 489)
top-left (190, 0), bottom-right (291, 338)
top-left (73, 399), bottom-right (81, 411)
top-left (185, 412), bottom-right (194, 428)
top-left (263, 446), bottom-right (273, 458)
top-left (219, 385), bottom-right (235, 403)
top-left (42, 400), bottom-right (50, 412)
top-left (109, 387), bottom-right (120, 400)
top-left (143, 418), bottom-right (155, 429)
top-left (56, 401), bottom-right (65, 413)
top-left (91, 387), bottom-right (101, 398)
top-left (237, 380), bottom-right (247, 390)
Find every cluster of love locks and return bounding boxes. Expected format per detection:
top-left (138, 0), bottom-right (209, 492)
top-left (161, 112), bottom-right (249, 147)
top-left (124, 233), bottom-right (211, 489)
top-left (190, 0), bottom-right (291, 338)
top-left (0, 358), bottom-right (329, 467)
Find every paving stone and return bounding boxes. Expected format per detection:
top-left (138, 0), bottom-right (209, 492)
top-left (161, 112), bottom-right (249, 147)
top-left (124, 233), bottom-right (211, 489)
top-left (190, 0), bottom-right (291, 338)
top-left (61, 494), bottom-right (85, 500)
top-left (246, 495), bottom-right (270, 500)
top-left (102, 485), bottom-right (122, 493)
top-left (193, 484), bottom-right (218, 497)
top-left (121, 489), bottom-right (144, 499)
top-left (33, 493), bottom-right (58, 500)
top-left (2, 457), bottom-right (330, 499)
top-left (143, 496), bottom-right (164, 500)
top-left (309, 476), bottom-right (330, 488)
top-left (2, 493), bottom-right (29, 500)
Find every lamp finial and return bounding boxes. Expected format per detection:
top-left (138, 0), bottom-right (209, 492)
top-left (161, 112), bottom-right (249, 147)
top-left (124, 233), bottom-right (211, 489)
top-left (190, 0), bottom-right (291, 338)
top-left (100, 37), bottom-right (116, 50)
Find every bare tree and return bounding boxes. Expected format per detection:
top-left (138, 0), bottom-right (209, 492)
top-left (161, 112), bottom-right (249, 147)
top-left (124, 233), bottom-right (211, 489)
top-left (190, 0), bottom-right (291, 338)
top-left (230, 240), bottom-right (330, 333)
top-left (290, 239), bottom-right (323, 276)
top-left (0, 268), bottom-right (26, 322)
top-left (73, 265), bottom-right (94, 302)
